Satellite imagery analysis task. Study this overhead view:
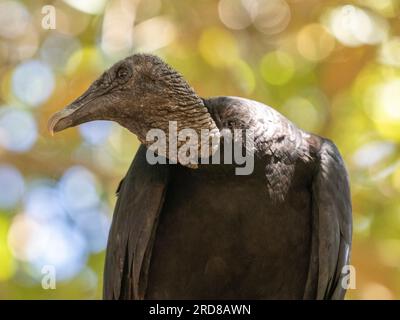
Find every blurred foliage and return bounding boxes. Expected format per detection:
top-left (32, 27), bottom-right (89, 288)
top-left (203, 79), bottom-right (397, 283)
top-left (0, 0), bottom-right (400, 299)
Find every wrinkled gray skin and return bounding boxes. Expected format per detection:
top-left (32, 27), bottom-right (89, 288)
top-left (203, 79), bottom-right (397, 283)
top-left (49, 54), bottom-right (352, 300)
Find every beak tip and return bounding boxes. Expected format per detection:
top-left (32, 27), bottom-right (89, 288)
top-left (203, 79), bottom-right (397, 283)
top-left (47, 117), bottom-right (56, 136)
top-left (48, 108), bottom-right (75, 136)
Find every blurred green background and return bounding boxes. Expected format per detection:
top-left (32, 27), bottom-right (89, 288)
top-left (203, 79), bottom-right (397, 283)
top-left (0, 0), bottom-right (399, 299)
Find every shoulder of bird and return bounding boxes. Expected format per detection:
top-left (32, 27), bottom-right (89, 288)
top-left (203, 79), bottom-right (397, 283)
top-left (204, 95), bottom-right (327, 202)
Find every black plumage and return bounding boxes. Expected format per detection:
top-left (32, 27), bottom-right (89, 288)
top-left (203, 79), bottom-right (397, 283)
top-left (49, 55), bottom-right (352, 300)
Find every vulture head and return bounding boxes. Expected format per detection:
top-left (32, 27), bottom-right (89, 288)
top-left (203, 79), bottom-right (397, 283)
top-left (48, 54), bottom-right (220, 165)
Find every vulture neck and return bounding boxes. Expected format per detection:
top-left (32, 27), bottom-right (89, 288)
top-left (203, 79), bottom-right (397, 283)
top-left (126, 91), bottom-right (221, 168)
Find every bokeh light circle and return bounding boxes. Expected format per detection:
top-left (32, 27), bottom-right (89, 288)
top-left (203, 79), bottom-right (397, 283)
top-left (379, 37), bottom-right (400, 68)
top-left (0, 164), bottom-right (24, 210)
top-left (253, 0), bottom-right (291, 35)
top-left (8, 215), bottom-right (87, 280)
top-left (12, 60), bottom-right (55, 107)
top-left (352, 141), bottom-right (395, 168)
top-left (282, 97), bottom-right (320, 132)
top-left (7, 214), bottom-right (41, 261)
top-left (324, 5), bottom-right (389, 47)
top-left (40, 34), bottom-right (81, 71)
top-left (72, 206), bottom-right (111, 253)
top-left (0, 107), bottom-right (38, 153)
top-left (297, 24), bottom-right (335, 62)
top-left (0, 1), bottom-right (30, 39)
top-left (260, 51), bottom-right (294, 86)
top-left (79, 120), bottom-right (113, 145)
top-left (30, 222), bottom-right (88, 281)
top-left (24, 180), bottom-right (66, 222)
top-left (8, 214), bottom-right (89, 280)
top-left (59, 166), bottom-right (100, 213)
top-left (218, 0), bottom-right (252, 30)
top-left (63, 0), bottom-right (108, 15)
top-left (132, 17), bottom-right (176, 53)
top-left (199, 27), bottom-right (239, 67)
top-left (376, 79), bottom-right (400, 121)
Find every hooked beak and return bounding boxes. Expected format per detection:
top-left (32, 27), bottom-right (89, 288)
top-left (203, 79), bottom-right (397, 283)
top-left (48, 107), bottom-right (77, 136)
top-left (48, 89), bottom-right (101, 136)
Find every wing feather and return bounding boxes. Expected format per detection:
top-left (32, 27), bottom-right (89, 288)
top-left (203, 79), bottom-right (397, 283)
top-left (103, 145), bottom-right (170, 299)
top-left (304, 139), bottom-right (352, 299)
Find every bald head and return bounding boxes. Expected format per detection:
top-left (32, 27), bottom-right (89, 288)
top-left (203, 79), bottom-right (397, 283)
top-left (48, 54), bottom-right (219, 165)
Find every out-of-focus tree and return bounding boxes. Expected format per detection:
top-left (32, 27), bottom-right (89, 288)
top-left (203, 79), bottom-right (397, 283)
top-left (0, 0), bottom-right (399, 299)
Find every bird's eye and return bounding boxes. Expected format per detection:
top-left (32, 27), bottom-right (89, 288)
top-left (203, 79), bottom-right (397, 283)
top-left (117, 67), bottom-right (129, 79)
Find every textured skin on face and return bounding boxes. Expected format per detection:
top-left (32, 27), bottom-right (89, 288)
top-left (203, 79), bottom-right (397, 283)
top-left (102, 54), bottom-right (221, 166)
top-left (49, 54), bottom-right (220, 166)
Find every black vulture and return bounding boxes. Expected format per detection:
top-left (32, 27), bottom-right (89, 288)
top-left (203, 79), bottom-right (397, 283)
top-left (48, 54), bottom-right (352, 300)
